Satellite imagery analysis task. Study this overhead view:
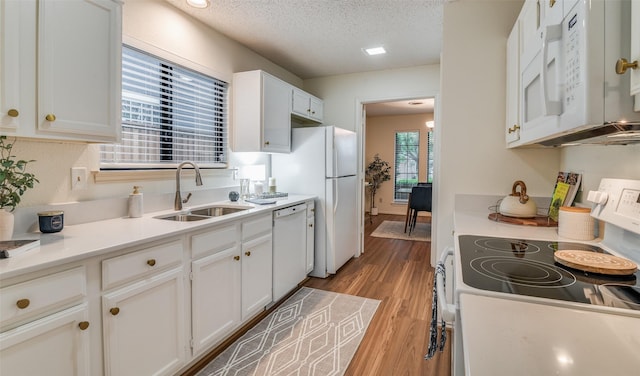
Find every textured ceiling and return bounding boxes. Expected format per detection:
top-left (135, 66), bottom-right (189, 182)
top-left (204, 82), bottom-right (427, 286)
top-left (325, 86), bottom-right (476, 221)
top-left (165, 0), bottom-right (444, 80)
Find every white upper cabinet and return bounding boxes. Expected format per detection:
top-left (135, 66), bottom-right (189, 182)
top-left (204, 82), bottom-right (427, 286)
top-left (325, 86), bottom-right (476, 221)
top-left (232, 70), bottom-right (292, 153)
top-left (292, 87), bottom-right (323, 123)
top-left (0, 0), bottom-right (122, 142)
top-left (232, 70), bottom-right (325, 153)
top-left (505, 19), bottom-right (521, 144)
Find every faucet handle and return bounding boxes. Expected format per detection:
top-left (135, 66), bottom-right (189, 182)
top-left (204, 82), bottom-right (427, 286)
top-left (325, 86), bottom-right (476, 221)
top-left (182, 192), bottom-right (193, 204)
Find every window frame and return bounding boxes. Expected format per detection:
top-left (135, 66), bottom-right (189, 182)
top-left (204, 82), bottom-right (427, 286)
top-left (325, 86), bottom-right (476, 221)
top-left (99, 38), bottom-right (231, 170)
top-left (393, 130), bottom-right (420, 202)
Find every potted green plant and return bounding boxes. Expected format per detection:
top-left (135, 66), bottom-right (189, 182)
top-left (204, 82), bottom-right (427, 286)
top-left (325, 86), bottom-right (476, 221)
top-left (365, 154), bottom-right (391, 215)
top-left (0, 136), bottom-right (39, 240)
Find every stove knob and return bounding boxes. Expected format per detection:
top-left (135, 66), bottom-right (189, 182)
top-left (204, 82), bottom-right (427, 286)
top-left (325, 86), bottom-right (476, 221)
top-left (587, 190), bottom-right (609, 205)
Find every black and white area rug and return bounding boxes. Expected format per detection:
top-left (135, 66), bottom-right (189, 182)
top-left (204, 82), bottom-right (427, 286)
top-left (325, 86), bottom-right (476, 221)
top-left (197, 287), bottom-right (380, 376)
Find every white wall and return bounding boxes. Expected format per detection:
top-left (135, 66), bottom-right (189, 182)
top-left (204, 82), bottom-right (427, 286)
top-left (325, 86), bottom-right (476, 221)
top-left (560, 145), bottom-right (640, 197)
top-left (9, 0), bottom-right (300, 212)
top-left (436, 0), bottom-right (562, 264)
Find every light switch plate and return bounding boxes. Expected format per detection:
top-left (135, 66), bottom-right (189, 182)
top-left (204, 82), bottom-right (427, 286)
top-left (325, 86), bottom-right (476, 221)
top-left (71, 167), bottom-right (88, 190)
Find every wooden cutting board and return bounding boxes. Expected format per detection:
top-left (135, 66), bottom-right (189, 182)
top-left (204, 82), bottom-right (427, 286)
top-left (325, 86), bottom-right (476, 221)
top-left (488, 213), bottom-right (558, 227)
top-left (554, 250), bottom-right (638, 276)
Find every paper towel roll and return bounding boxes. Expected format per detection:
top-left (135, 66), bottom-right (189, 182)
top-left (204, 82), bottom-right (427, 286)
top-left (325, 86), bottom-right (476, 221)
top-left (558, 207), bottom-right (594, 241)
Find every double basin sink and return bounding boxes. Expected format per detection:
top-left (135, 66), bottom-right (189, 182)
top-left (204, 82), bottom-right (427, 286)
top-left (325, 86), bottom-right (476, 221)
top-left (155, 205), bottom-right (253, 222)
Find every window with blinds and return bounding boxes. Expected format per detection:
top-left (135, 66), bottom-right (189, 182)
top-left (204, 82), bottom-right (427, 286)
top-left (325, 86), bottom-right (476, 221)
top-left (394, 131), bottom-right (420, 201)
top-left (100, 45), bottom-right (228, 169)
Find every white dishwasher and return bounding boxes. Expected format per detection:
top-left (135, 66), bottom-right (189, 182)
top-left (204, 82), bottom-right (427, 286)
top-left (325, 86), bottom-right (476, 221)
top-left (272, 203), bottom-right (307, 301)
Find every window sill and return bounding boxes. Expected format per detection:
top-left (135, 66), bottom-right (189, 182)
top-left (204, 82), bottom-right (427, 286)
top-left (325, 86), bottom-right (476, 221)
top-left (94, 168), bottom-right (234, 183)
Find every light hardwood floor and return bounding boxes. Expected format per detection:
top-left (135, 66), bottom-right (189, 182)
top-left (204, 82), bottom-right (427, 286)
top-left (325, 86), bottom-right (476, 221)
top-left (304, 213), bottom-right (451, 376)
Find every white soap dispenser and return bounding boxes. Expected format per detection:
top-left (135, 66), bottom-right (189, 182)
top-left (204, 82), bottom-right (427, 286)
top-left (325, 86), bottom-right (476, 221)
top-left (128, 186), bottom-right (143, 218)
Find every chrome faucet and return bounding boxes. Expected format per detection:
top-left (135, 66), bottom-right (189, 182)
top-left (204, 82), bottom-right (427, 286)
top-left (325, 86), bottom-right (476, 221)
top-left (175, 161), bottom-right (203, 210)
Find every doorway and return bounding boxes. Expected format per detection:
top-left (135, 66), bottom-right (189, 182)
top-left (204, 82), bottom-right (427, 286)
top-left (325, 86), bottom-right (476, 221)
top-left (356, 95), bottom-right (439, 257)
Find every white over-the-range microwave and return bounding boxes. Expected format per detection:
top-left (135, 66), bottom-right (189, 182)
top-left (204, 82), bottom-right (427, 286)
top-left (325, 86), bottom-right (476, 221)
top-left (520, 0), bottom-right (640, 146)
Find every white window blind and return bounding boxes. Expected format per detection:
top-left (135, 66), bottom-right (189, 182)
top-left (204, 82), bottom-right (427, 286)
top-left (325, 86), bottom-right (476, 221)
top-left (100, 45), bottom-right (228, 169)
top-left (394, 131), bottom-right (420, 201)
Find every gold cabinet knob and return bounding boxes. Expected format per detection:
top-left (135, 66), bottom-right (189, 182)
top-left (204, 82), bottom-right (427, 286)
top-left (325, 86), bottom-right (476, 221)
top-left (78, 321), bottom-right (90, 330)
top-left (147, 259), bottom-right (156, 267)
top-left (308, 223), bottom-right (313, 228)
top-left (45, 114), bottom-right (56, 122)
top-left (508, 124), bottom-right (521, 134)
top-left (16, 299), bottom-right (30, 309)
top-left (233, 255), bottom-right (240, 261)
top-left (264, 141), bottom-right (270, 145)
top-left (549, 0), bottom-right (556, 7)
top-left (7, 109), bottom-right (19, 117)
top-left (245, 251), bottom-right (251, 256)
top-left (110, 307), bottom-right (120, 316)
top-left (615, 58), bottom-right (639, 75)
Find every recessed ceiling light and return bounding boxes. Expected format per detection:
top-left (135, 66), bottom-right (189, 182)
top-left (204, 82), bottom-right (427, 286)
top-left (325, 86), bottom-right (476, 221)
top-left (187, 0), bottom-right (209, 8)
top-left (364, 47), bottom-right (386, 56)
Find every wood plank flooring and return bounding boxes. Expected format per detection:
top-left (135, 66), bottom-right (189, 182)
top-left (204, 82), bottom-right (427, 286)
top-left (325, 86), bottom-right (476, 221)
top-left (304, 214), bottom-right (451, 376)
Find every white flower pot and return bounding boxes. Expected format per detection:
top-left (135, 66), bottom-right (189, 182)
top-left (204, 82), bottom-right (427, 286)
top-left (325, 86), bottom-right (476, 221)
top-left (0, 208), bottom-right (14, 240)
top-left (371, 207), bottom-right (379, 216)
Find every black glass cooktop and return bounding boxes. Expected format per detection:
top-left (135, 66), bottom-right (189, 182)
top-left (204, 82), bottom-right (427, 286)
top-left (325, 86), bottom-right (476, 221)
top-left (458, 235), bottom-right (640, 311)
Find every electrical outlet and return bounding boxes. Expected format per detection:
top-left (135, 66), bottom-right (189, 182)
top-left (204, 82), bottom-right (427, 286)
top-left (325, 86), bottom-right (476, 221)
top-left (71, 167), bottom-right (88, 190)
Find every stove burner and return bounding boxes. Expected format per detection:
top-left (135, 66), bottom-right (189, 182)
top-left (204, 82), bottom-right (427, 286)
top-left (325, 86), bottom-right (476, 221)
top-left (470, 256), bottom-right (577, 288)
top-left (474, 238), bottom-right (540, 255)
top-left (598, 284), bottom-right (640, 310)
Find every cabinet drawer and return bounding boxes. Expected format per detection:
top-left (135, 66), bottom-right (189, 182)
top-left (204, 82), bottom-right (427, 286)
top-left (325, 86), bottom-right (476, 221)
top-left (191, 223), bottom-right (240, 259)
top-left (0, 267), bottom-right (86, 328)
top-left (242, 214), bottom-right (272, 241)
top-left (102, 240), bottom-right (183, 290)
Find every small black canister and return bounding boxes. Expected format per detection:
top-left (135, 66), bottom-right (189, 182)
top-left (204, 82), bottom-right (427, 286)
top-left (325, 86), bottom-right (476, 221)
top-left (38, 211), bottom-right (64, 233)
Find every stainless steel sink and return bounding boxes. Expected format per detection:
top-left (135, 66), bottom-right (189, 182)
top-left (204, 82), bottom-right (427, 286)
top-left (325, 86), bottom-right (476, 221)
top-left (155, 214), bottom-right (211, 222)
top-left (154, 205), bottom-right (252, 221)
top-left (190, 206), bottom-right (250, 217)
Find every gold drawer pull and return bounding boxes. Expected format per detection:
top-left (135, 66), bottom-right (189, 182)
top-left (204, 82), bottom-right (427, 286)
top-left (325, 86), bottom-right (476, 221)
top-left (233, 255), bottom-right (240, 261)
top-left (7, 109), bottom-right (19, 117)
top-left (245, 251), bottom-right (251, 256)
top-left (110, 307), bottom-right (120, 316)
top-left (45, 114), bottom-right (56, 122)
top-left (615, 58), bottom-right (638, 75)
top-left (264, 141), bottom-right (270, 145)
top-left (78, 321), bottom-right (90, 330)
top-left (16, 299), bottom-right (30, 309)
top-left (147, 259), bottom-right (156, 267)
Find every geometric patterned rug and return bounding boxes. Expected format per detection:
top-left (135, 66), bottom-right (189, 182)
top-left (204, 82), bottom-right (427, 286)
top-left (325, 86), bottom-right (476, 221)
top-left (370, 220), bottom-right (431, 242)
top-left (196, 287), bottom-right (380, 376)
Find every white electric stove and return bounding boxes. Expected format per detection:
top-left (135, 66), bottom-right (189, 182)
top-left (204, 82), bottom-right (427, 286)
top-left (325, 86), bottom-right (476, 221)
top-left (439, 178), bottom-right (640, 376)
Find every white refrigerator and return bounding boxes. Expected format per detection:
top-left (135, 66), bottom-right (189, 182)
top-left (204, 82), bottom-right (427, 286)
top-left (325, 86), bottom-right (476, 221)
top-left (272, 125), bottom-right (358, 278)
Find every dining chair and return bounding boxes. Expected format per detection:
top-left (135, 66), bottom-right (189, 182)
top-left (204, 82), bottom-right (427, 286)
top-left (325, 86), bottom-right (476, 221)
top-left (407, 185), bottom-right (432, 235)
top-left (404, 183), bottom-right (432, 232)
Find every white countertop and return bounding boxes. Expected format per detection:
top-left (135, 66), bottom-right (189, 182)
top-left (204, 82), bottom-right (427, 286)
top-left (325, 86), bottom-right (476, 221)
top-left (452, 195), bottom-right (639, 376)
top-left (459, 294), bottom-right (640, 376)
top-left (0, 195), bottom-right (315, 280)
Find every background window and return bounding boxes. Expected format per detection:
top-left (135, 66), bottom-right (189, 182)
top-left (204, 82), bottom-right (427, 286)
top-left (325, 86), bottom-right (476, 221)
top-left (100, 46), bottom-right (228, 169)
top-left (394, 131), bottom-right (419, 201)
top-left (426, 130), bottom-right (434, 183)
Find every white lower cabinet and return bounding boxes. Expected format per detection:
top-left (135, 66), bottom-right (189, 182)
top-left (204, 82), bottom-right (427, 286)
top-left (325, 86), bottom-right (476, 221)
top-left (241, 232), bottom-right (273, 320)
top-left (102, 267), bottom-right (186, 376)
top-left (0, 304), bottom-right (91, 376)
top-left (190, 223), bottom-right (242, 355)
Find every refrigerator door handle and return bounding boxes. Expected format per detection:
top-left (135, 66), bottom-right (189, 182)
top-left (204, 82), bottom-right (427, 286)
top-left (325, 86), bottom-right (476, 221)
top-left (333, 180), bottom-right (339, 215)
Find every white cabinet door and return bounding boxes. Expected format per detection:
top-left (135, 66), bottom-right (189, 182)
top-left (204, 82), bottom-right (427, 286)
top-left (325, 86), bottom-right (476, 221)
top-left (241, 233), bottom-right (273, 321)
top-left (102, 268), bottom-right (186, 376)
top-left (262, 74), bottom-right (292, 152)
top-left (37, 0), bottom-right (121, 142)
top-left (292, 87), bottom-right (323, 123)
top-left (0, 304), bottom-right (91, 376)
top-left (191, 246), bottom-right (241, 355)
top-left (232, 70), bottom-right (291, 153)
top-left (306, 212), bottom-right (315, 274)
top-left (506, 20), bottom-right (521, 145)
top-left (0, 0), bottom-right (36, 135)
